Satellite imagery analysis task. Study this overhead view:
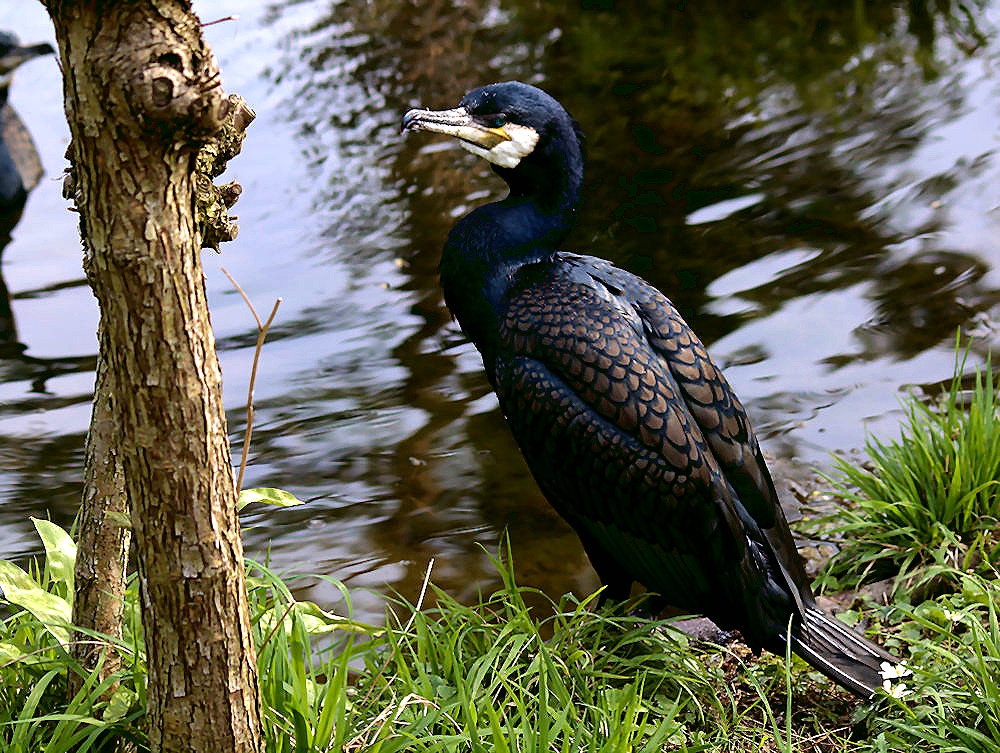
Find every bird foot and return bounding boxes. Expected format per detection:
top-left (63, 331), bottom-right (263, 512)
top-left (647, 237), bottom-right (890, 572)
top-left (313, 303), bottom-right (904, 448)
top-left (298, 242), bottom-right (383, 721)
top-left (666, 617), bottom-right (737, 645)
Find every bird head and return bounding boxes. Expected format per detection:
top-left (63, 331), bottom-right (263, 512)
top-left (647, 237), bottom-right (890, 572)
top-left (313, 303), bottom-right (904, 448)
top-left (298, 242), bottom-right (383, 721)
top-left (402, 81), bottom-right (582, 171)
top-left (0, 32), bottom-right (55, 93)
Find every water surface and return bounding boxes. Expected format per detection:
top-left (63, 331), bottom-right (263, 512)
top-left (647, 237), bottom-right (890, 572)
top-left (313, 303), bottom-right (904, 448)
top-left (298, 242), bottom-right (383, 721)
top-left (1, 1), bottom-right (998, 622)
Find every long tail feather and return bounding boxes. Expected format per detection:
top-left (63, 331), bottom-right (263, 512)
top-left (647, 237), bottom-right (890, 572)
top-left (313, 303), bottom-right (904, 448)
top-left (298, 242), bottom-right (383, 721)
top-left (786, 607), bottom-right (909, 698)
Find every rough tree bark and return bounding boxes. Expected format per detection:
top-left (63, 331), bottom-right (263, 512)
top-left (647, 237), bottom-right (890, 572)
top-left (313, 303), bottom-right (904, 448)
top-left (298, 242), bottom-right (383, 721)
top-left (41, 2), bottom-right (263, 751)
top-left (68, 343), bottom-right (130, 700)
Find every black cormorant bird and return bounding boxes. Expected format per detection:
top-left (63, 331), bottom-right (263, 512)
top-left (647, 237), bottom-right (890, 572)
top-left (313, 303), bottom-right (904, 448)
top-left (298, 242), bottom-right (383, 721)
top-left (0, 32), bottom-right (54, 216)
top-left (402, 81), bottom-right (908, 698)
top-left (0, 32), bottom-right (54, 344)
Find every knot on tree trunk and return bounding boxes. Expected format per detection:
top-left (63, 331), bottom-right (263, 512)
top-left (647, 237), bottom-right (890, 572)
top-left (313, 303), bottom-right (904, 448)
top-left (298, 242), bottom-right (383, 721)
top-left (196, 94), bottom-right (256, 250)
top-left (136, 48), bottom-right (228, 140)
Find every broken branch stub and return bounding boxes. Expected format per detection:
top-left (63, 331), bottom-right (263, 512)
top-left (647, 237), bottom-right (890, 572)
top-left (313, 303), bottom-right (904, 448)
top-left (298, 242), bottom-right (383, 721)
top-left (196, 94), bottom-right (256, 250)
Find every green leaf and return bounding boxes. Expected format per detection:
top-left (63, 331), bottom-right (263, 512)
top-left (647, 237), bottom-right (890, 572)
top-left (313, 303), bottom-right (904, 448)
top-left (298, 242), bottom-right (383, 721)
top-left (0, 560), bottom-right (72, 645)
top-left (0, 641), bottom-right (53, 670)
top-left (962, 577), bottom-right (990, 606)
top-left (0, 640), bottom-right (26, 664)
top-left (32, 518), bottom-right (77, 594)
top-left (237, 487), bottom-right (306, 511)
top-left (291, 601), bottom-right (355, 635)
top-left (257, 600), bottom-right (373, 639)
top-left (102, 685), bottom-right (138, 723)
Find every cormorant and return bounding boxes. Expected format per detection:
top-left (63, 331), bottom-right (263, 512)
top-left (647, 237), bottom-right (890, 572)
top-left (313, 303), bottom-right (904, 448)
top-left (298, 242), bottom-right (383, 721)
top-left (402, 81), bottom-right (909, 698)
top-left (0, 32), bottom-right (54, 344)
top-left (0, 32), bottom-right (54, 217)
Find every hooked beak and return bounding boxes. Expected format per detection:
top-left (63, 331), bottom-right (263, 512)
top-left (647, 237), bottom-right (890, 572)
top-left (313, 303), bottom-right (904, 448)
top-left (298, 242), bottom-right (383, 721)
top-left (402, 106), bottom-right (511, 150)
top-left (0, 41), bottom-right (55, 78)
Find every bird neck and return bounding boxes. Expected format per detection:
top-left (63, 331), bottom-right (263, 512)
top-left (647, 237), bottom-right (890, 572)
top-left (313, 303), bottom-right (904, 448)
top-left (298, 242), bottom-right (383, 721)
top-left (443, 135), bottom-right (584, 275)
top-left (439, 196), bottom-right (572, 351)
top-left (494, 132), bottom-right (584, 210)
top-left (440, 179), bottom-right (579, 306)
top-left (439, 131), bottom-right (583, 368)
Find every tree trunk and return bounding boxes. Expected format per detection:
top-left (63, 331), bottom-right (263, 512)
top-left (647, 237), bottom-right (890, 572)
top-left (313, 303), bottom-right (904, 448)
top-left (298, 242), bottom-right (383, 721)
top-left (69, 341), bottom-right (131, 701)
top-left (41, 2), bottom-right (263, 751)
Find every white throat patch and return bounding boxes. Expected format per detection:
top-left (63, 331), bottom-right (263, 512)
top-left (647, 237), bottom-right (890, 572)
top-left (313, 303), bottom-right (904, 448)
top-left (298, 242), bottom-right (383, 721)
top-left (460, 123), bottom-right (540, 169)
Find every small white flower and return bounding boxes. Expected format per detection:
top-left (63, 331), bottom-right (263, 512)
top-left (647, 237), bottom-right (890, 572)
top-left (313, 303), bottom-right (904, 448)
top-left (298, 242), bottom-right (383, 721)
top-left (879, 660), bottom-right (912, 681)
top-left (879, 661), bottom-right (914, 698)
top-left (882, 679), bottom-right (912, 698)
top-left (944, 609), bottom-right (966, 623)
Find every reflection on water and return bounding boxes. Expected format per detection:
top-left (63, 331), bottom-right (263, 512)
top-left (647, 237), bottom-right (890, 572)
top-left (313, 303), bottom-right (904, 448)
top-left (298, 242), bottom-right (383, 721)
top-left (1, 1), bottom-right (999, 622)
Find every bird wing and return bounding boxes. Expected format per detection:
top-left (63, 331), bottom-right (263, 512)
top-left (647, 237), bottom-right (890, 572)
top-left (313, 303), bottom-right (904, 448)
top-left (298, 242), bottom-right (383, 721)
top-left (579, 254), bottom-right (780, 526)
top-left (0, 105), bottom-right (43, 194)
top-left (493, 257), bottom-right (767, 614)
top-left (573, 253), bottom-right (814, 612)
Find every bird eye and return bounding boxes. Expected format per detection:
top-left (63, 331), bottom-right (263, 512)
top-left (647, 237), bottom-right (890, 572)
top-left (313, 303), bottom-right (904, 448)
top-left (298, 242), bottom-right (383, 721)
top-left (485, 114), bottom-right (508, 129)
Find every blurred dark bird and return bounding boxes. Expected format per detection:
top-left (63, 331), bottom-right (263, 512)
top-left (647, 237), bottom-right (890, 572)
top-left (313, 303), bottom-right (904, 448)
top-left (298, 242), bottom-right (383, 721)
top-left (0, 31), bottom-right (54, 216)
top-left (0, 32), bottom-right (54, 344)
top-left (402, 81), bottom-right (909, 698)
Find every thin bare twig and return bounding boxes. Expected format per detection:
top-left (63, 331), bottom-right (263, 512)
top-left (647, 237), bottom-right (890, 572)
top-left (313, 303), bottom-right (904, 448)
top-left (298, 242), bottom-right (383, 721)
top-left (202, 15), bottom-right (240, 26)
top-left (220, 266), bottom-right (281, 496)
top-left (352, 558), bottom-right (436, 718)
top-left (403, 558), bottom-right (434, 633)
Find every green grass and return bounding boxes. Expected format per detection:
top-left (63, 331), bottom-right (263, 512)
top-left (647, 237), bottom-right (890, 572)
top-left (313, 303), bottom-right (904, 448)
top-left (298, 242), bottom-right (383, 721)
top-left (350, 559), bottom-right (694, 752)
top-left (0, 520), bottom-right (146, 752)
top-left (816, 353), bottom-right (1000, 597)
top-left (854, 569), bottom-right (1000, 752)
top-left (3, 524), bottom-right (1000, 751)
top-left (1, 528), bottom-right (863, 752)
